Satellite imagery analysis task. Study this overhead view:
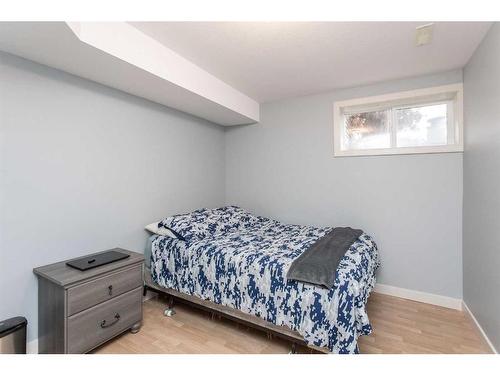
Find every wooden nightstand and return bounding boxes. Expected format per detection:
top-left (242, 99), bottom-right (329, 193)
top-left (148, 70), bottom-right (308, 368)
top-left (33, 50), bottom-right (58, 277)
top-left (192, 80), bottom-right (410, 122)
top-left (33, 248), bottom-right (144, 354)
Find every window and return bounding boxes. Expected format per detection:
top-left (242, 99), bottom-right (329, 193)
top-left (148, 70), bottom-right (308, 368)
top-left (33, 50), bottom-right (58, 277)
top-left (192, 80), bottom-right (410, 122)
top-left (333, 84), bottom-right (463, 156)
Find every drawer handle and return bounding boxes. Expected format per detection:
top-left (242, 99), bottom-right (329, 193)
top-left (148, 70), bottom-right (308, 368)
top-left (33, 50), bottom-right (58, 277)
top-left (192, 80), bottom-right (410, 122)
top-left (100, 313), bottom-right (120, 329)
top-left (108, 285), bottom-right (113, 296)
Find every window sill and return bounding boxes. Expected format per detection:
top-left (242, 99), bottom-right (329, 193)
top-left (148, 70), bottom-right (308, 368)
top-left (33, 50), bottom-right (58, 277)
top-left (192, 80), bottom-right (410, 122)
top-left (333, 144), bottom-right (464, 157)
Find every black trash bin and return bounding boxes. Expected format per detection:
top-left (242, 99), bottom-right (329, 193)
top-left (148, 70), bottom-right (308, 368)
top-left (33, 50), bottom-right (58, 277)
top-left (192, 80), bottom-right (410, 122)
top-left (0, 317), bottom-right (27, 354)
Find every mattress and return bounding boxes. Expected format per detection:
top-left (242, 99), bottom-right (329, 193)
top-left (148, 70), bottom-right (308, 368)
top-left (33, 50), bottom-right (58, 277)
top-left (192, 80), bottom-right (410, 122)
top-left (150, 215), bottom-right (380, 353)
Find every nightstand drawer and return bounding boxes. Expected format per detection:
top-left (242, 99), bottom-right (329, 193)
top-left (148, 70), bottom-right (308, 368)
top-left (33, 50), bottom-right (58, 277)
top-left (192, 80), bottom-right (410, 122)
top-left (67, 287), bottom-right (142, 354)
top-left (67, 265), bottom-right (142, 316)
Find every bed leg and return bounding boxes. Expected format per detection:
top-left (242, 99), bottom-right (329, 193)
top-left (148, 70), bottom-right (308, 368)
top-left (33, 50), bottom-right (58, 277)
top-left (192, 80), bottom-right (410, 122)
top-left (164, 295), bottom-right (176, 317)
top-left (142, 285), bottom-right (148, 297)
top-left (289, 342), bottom-right (297, 354)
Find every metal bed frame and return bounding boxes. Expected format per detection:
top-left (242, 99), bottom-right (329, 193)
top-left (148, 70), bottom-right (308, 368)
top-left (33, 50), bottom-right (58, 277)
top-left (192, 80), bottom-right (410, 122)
top-left (142, 267), bottom-right (328, 354)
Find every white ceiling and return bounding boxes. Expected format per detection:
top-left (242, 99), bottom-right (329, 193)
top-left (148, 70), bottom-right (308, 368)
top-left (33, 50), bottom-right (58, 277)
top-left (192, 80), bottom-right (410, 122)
top-left (0, 22), bottom-right (259, 126)
top-left (130, 22), bottom-right (492, 103)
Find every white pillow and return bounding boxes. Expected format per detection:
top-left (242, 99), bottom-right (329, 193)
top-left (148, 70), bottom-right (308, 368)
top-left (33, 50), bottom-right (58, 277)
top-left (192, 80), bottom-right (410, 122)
top-left (145, 222), bottom-right (177, 238)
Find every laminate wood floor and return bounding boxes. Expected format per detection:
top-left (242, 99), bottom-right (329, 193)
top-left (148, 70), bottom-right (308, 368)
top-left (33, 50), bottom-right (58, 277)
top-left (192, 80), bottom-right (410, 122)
top-left (93, 292), bottom-right (492, 354)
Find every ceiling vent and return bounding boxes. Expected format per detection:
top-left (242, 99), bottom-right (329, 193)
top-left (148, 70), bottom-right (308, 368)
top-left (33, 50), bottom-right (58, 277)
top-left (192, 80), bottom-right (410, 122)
top-left (415, 23), bottom-right (434, 46)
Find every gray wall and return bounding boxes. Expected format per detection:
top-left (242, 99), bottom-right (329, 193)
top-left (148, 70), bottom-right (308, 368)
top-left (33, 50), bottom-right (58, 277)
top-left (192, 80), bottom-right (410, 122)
top-left (0, 52), bottom-right (225, 343)
top-left (226, 70), bottom-right (464, 299)
top-left (463, 23), bottom-right (500, 352)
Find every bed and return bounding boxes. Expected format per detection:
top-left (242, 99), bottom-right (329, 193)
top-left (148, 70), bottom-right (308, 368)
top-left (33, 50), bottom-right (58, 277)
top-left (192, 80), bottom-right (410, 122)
top-left (143, 206), bottom-right (380, 354)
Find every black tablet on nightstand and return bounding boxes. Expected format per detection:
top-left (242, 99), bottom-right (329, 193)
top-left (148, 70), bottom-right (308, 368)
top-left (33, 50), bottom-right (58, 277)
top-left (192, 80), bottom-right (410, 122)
top-left (66, 250), bottom-right (130, 271)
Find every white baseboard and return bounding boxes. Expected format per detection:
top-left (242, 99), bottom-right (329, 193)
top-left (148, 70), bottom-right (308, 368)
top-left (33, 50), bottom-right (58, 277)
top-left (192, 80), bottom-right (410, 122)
top-left (374, 283), bottom-right (463, 310)
top-left (143, 289), bottom-right (158, 302)
top-left (462, 301), bottom-right (498, 354)
top-left (27, 338), bottom-right (38, 354)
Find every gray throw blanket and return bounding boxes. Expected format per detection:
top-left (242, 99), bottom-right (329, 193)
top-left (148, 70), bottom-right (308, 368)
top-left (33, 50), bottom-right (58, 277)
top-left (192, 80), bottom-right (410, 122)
top-left (287, 227), bottom-right (363, 289)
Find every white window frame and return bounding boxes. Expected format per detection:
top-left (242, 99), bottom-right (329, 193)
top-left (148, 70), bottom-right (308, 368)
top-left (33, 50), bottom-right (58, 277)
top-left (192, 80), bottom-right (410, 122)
top-left (333, 83), bottom-right (464, 157)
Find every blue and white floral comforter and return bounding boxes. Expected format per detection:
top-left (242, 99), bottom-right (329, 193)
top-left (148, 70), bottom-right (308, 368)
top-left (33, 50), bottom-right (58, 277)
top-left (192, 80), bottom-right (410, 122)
top-left (150, 206), bottom-right (380, 353)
